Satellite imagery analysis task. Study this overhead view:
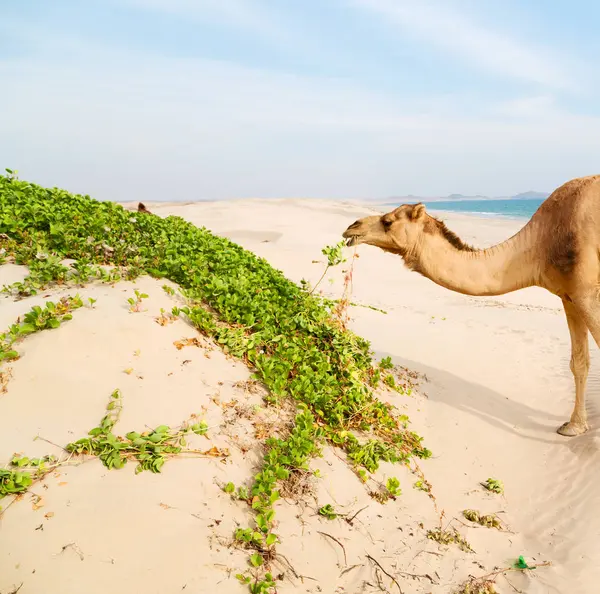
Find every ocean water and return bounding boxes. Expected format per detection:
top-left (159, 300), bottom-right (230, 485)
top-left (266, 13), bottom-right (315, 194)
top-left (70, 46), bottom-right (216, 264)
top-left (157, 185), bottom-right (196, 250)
top-left (382, 198), bottom-right (544, 219)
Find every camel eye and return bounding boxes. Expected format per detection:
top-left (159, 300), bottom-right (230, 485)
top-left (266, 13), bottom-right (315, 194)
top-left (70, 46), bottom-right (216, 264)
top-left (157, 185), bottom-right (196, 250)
top-left (382, 219), bottom-right (393, 229)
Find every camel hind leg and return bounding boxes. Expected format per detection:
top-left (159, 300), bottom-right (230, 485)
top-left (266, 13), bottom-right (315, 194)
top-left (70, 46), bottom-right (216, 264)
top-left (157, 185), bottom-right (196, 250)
top-left (558, 298), bottom-right (590, 436)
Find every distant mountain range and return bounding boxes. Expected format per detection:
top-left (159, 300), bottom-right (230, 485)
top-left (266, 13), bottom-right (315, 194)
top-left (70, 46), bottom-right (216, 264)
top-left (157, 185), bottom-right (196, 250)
top-left (382, 191), bottom-right (549, 203)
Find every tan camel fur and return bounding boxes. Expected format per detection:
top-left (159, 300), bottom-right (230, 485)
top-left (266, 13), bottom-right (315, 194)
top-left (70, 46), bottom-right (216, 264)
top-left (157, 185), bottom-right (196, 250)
top-left (342, 175), bottom-right (600, 437)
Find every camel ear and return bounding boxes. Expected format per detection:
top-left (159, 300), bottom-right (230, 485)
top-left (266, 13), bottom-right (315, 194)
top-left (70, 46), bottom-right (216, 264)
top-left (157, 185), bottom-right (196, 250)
top-left (410, 203), bottom-right (426, 221)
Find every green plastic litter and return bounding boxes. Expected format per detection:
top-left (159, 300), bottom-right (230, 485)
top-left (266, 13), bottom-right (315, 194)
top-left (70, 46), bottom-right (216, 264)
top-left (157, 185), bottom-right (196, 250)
top-left (515, 555), bottom-right (535, 570)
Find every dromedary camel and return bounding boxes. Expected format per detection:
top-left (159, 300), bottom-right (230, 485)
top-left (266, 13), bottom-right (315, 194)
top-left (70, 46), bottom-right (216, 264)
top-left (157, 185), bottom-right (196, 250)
top-left (342, 174), bottom-right (600, 437)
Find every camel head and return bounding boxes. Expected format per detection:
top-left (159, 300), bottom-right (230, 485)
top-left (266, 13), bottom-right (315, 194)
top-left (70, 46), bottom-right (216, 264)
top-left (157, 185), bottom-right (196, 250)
top-left (342, 203), bottom-right (430, 255)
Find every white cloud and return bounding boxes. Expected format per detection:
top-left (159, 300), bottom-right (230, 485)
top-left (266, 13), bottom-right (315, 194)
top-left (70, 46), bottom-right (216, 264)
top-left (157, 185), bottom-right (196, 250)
top-left (352, 0), bottom-right (574, 90)
top-left (1, 32), bottom-right (599, 200)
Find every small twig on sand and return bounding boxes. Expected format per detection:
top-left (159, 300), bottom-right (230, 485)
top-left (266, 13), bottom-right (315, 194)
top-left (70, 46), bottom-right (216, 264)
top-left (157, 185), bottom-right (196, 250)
top-left (408, 549), bottom-right (443, 568)
top-left (274, 553), bottom-right (301, 580)
top-left (34, 435), bottom-right (70, 452)
top-left (318, 531), bottom-right (347, 566)
top-left (339, 564), bottom-right (362, 578)
top-left (366, 554), bottom-right (403, 593)
top-left (8, 583), bottom-right (23, 594)
top-left (58, 542), bottom-right (85, 561)
top-left (346, 505), bottom-right (368, 525)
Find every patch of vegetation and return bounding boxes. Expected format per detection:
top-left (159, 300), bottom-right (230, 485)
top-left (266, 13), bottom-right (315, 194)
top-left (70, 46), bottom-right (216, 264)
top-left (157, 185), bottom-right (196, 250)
top-left (0, 172), bottom-right (431, 591)
top-left (369, 476), bottom-right (402, 504)
top-left (0, 295), bottom-right (83, 365)
top-left (66, 390), bottom-right (212, 473)
top-left (309, 240), bottom-right (347, 296)
top-left (0, 468), bottom-right (33, 499)
top-left (224, 482), bottom-right (250, 502)
top-left (1, 454), bottom-right (60, 500)
top-left (427, 526), bottom-right (474, 553)
top-left (318, 503), bottom-right (338, 520)
top-left (481, 478), bottom-right (504, 495)
top-left (127, 288), bottom-right (148, 312)
top-left (462, 509), bottom-right (503, 530)
top-left (414, 479), bottom-right (430, 492)
top-left (2, 256), bottom-right (123, 298)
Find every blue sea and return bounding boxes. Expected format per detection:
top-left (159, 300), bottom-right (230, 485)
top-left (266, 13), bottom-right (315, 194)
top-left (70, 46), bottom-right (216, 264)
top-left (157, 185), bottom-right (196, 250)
top-left (382, 198), bottom-right (544, 220)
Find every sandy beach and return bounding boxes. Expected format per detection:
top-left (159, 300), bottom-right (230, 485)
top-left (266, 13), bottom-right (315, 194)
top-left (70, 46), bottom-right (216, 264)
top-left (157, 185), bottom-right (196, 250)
top-left (1, 198), bottom-right (598, 594)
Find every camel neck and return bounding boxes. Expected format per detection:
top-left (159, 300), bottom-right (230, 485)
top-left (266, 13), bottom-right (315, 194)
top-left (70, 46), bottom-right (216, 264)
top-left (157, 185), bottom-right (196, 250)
top-left (408, 223), bottom-right (539, 297)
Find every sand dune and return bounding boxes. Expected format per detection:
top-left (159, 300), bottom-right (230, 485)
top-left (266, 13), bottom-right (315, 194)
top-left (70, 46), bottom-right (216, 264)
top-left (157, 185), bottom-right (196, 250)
top-left (1, 199), bottom-right (597, 593)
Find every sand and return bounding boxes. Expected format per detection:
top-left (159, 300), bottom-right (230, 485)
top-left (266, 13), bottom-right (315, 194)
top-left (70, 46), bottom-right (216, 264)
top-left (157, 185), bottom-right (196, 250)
top-left (1, 199), bottom-right (598, 594)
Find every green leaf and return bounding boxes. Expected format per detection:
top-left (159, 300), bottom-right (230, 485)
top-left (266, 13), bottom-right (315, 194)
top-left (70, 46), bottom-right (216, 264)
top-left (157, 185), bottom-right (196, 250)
top-left (265, 533), bottom-right (277, 546)
top-left (0, 350), bottom-right (19, 361)
top-left (249, 553), bottom-right (263, 568)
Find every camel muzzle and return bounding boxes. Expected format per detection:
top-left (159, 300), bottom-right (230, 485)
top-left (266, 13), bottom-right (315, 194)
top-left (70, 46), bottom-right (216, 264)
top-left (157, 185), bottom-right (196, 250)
top-left (342, 223), bottom-right (362, 246)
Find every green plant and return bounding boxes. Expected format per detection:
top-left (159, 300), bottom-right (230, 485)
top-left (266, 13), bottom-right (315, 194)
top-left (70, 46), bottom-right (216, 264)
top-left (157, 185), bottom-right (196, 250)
top-left (386, 476), bottom-right (401, 497)
top-left (236, 573), bottom-right (277, 594)
top-left (0, 453), bottom-right (61, 500)
top-left (224, 482), bottom-right (250, 501)
top-left (318, 503), bottom-right (338, 520)
top-left (0, 468), bottom-right (33, 498)
top-left (414, 479), bottom-right (430, 492)
top-left (0, 296), bottom-right (83, 366)
top-left (379, 356), bottom-right (394, 370)
top-left (0, 173), bottom-right (432, 591)
top-left (481, 478), bottom-right (504, 494)
top-left (309, 240), bottom-right (347, 295)
top-left (127, 289), bottom-right (149, 312)
top-left (66, 390), bottom-right (211, 474)
top-left (369, 476), bottom-right (402, 504)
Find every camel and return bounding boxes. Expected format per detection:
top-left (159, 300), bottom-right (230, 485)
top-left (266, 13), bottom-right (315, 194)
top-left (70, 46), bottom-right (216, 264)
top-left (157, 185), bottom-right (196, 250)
top-left (137, 202), bottom-right (152, 214)
top-left (342, 174), bottom-right (600, 437)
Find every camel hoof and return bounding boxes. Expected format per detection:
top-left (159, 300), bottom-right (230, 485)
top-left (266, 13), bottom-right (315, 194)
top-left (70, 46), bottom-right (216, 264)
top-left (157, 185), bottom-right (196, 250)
top-left (557, 421), bottom-right (589, 437)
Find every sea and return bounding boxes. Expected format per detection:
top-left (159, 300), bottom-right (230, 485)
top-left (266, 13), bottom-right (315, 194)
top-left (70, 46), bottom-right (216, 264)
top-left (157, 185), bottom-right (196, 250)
top-left (382, 198), bottom-right (544, 220)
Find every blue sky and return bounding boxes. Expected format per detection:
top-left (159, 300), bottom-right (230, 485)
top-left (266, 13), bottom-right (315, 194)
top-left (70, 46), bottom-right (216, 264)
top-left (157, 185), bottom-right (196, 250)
top-left (2, 0), bottom-right (600, 201)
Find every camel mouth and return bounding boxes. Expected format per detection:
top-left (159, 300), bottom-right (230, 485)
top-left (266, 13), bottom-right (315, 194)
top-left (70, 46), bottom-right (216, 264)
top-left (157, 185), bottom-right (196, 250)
top-left (342, 224), bottom-right (363, 246)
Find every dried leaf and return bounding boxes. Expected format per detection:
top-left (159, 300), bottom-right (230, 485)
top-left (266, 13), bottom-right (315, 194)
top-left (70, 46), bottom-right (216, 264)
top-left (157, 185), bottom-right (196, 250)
top-left (203, 446), bottom-right (229, 458)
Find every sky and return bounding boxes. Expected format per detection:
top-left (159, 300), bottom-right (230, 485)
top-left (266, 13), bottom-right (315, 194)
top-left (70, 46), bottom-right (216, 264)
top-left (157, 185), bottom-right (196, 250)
top-left (2, 0), bottom-right (600, 201)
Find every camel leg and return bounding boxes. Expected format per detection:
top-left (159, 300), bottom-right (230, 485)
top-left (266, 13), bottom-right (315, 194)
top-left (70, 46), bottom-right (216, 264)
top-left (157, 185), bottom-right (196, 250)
top-left (557, 299), bottom-right (590, 436)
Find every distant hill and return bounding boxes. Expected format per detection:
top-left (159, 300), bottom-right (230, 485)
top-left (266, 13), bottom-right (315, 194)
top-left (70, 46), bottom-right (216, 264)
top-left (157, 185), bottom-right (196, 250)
top-left (508, 191), bottom-right (549, 200)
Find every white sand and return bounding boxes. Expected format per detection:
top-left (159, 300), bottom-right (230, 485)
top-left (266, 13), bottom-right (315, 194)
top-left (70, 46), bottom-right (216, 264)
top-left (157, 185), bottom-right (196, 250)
top-left (1, 199), bottom-right (597, 594)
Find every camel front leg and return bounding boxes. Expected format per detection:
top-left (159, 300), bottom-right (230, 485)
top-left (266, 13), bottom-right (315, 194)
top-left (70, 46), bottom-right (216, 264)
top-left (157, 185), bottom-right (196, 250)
top-left (558, 299), bottom-right (590, 436)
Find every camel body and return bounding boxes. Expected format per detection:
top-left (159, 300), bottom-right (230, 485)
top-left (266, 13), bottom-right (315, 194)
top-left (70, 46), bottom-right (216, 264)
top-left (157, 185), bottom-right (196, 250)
top-left (342, 175), bottom-right (600, 437)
